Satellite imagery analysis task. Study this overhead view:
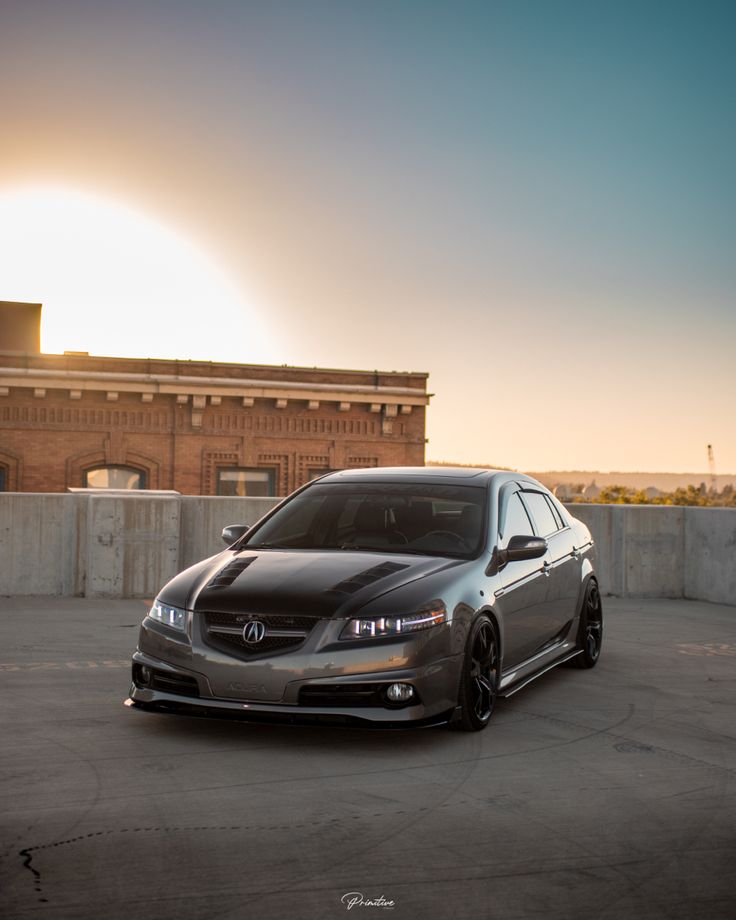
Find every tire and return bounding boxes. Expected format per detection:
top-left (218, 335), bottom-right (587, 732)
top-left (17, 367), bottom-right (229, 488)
top-left (571, 579), bottom-right (603, 669)
top-left (456, 615), bottom-right (499, 731)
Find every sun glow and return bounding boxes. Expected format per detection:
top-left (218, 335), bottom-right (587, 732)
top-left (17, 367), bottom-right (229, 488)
top-left (0, 187), bottom-right (277, 363)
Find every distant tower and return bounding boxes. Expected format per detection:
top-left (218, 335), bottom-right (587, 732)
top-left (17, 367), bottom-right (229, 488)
top-left (0, 301), bottom-right (42, 353)
top-left (707, 444), bottom-right (717, 492)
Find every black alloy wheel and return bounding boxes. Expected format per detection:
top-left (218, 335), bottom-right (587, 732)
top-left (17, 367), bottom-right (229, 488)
top-left (572, 579), bottom-right (603, 668)
top-left (457, 615), bottom-right (498, 731)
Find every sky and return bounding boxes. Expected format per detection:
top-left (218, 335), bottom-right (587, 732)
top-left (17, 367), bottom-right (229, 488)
top-left (0, 0), bottom-right (734, 473)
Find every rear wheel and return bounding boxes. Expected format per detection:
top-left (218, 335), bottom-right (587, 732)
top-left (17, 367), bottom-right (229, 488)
top-left (572, 579), bottom-right (603, 668)
top-left (456, 615), bottom-right (498, 731)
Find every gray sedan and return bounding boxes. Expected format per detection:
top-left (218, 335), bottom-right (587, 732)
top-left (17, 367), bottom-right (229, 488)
top-left (127, 467), bottom-right (603, 730)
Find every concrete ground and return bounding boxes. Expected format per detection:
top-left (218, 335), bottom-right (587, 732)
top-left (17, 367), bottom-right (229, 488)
top-left (1, 596), bottom-right (735, 920)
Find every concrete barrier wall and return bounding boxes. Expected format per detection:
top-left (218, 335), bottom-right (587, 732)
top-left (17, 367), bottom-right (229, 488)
top-left (179, 496), bottom-right (281, 571)
top-left (567, 504), bottom-right (687, 599)
top-left (683, 507), bottom-right (736, 606)
top-left (0, 493), bottom-right (280, 599)
top-left (0, 494), bottom-right (733, 605)
top-left (83, 494), bottom-right (181, 598)
top-left (0, 494), bottom-right (79, 596)
top-left (565, 503), bottom-right (736, 605)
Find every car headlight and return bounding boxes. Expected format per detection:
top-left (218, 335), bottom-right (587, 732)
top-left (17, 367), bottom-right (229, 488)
top-left (147, 599), bottom-right (187, 632)
top-left (340, 601), bottom-right (447, 640)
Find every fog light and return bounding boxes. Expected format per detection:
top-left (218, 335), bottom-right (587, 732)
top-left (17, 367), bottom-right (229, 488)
top-left (386, 683), bottom-right (414, 703)
top-left (137, 665), bottom-right (152, 686)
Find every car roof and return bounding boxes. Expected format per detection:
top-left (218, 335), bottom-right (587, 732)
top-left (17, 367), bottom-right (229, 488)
top-left (318, 466), bottom-right (527, 488)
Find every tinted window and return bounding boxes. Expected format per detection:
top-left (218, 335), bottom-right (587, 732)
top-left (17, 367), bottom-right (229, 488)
top-left (521, 491), bottom-right (559, 537)
top-left (547, 497), bottom-right (565, 530)
top-left (243, 482), bottom-right (487, 559)
top-left (499, 493), bottom-right (534, 547)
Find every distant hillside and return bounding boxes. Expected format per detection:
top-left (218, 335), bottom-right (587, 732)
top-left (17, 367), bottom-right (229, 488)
top-left (427, 461), bottom-right (736, 491)
top-left (529, 470), bottom-right (736, 491)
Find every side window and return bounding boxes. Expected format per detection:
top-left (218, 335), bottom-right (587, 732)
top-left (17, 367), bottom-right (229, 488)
top-left (546, 495), bottom-right (565, 530)
top-left (521, 491), bottom-right (560, 537)
top-left (499, 492), bottom-right (535, 548)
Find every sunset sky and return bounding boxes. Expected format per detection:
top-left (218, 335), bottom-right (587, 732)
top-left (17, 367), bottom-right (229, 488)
top-left (1, 0), bottom-right (734, 473)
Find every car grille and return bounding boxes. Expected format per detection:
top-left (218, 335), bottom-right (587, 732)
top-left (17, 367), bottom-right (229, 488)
top-left (201, 611), bottom-right (322, 659)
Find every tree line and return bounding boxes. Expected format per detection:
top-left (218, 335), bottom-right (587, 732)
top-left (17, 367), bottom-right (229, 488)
top-left (571, 484), bottom-right (736, 507)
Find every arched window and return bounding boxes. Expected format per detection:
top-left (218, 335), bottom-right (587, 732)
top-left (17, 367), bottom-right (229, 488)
top-left (84, 466), bottom-right (146, 490)
top-left (0, 450), bottom-right (20, 491)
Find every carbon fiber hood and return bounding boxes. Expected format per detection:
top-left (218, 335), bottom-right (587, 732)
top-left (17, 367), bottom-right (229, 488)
top-left (159, 548), bottom-right (462, 618)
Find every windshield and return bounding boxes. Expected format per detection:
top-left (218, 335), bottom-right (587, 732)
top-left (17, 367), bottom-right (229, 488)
top-left (242, 482), bottom-right (487, 559)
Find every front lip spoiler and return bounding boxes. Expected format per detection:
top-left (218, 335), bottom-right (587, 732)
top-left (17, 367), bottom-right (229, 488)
top-left (123, 695), bottom-right (455, 731)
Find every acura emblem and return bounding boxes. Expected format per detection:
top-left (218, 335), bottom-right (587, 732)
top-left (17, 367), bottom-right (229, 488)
top-left (243, 620), bottom-right (267, 644)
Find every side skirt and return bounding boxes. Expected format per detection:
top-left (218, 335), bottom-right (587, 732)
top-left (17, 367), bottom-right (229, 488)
top-left (499, 648), bottom-right (583, 698)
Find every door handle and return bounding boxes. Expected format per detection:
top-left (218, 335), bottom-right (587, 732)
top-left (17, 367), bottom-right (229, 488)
top-left (571, 546), bottom-right (581, 560)
top-left (542, 561), bottom-right (551, 576)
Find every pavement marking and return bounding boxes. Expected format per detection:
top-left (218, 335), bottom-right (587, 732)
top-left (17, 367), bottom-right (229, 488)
top-left (676, 642), bottom-right (736, 658)
top-left (0, 660), bottom-right (130, 672)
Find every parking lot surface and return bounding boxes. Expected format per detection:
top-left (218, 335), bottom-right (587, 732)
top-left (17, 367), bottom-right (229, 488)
top-left (1, 595), bottom-right (735, 920)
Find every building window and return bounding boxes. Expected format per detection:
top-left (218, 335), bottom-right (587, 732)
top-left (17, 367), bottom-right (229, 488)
top-left (0, 466), bottom-right (6, 491)
top-left (217, 468), bottom-right (276, 497)
top-left (84, 466), bottom-right (146, 489)
top-left (307, 467), bottom-right (334, 481)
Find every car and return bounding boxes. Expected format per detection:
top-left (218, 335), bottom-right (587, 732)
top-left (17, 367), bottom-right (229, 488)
top-left (126, 467), bottom-right (603, 731)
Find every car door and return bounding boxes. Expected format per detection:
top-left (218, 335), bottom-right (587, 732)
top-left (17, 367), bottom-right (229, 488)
top-left (519, 490), bottom-right (580, 648)
top-left (495, 487), bottom-right (551, 669)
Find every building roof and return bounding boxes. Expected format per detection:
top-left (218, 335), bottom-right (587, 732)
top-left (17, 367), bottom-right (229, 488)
top-left (0, 351), bottom-right (430, 409)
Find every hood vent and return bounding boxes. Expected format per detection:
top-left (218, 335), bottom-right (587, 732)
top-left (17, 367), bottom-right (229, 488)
top-left (206, 555), bottom-right (256, 589)
top-left (325, 561), bottom-right (410, 597)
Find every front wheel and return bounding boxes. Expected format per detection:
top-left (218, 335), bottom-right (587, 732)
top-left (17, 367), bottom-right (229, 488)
top-left (456, 615), bottom-right (499, 731)
top-left (571, 579), bottom-right (603, 668)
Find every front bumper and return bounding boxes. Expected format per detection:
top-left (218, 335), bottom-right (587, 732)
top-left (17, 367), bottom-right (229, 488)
top-left (126, 648), bottom-right (459, 728)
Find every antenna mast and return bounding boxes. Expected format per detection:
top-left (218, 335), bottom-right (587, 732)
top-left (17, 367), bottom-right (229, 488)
top-left (707, 444), bottom-right (717, 492)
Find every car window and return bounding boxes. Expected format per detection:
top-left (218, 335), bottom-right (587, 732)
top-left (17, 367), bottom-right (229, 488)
top-left (520, 491), bottom-right (560, 537)
top-left (262, 492), bottom-right (326, 543)
top-left (547, 493), bottom-right (569, 528)
top-left (499, 492), bottom-right (535, 547)
top-left (546, 496), bottom-right (565, 530)
top-left (243, 482), bottom-right (487, 559)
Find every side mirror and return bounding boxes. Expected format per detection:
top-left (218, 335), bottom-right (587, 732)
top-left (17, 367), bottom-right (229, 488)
top-left (504, 534), bottom-right (548, 562)
top-left (485, 535), bottom-right (547, 575)
top-left (222, 524), bottom-right (249, 545)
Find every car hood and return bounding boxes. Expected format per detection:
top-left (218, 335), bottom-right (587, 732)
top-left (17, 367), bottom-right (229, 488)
top-left (161, 548), bottom-right (465, 618)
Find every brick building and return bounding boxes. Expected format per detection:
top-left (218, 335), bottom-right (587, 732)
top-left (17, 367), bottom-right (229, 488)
top-left (0, 303), bottom-right (430, 495)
